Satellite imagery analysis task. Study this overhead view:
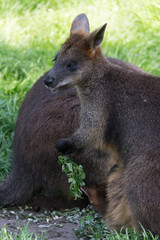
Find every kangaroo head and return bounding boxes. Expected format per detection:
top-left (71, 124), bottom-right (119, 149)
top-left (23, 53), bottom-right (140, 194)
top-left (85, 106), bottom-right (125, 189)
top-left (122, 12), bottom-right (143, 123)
top-left (44, 13), bottom-right (107, 92)
top-left (81, 181), bottom-right (107, 217)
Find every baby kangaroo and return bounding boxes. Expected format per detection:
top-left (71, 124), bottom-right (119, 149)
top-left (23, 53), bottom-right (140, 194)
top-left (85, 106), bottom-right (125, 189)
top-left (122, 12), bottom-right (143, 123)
top-left (81, 165), bottom-right (138, 232)
top-left (44, 13), bottom-right (160, 235)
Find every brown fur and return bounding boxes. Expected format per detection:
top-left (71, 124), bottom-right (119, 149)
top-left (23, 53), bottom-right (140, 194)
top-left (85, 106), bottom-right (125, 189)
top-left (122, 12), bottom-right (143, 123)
top-left (81, 181), bottom-right (107, 216)
top-left (82, 165), bottom-right (138, 231)
top-left (45, 14), bottom-right (160, 235)
top-left (106, 165), bottom-right (138, 231)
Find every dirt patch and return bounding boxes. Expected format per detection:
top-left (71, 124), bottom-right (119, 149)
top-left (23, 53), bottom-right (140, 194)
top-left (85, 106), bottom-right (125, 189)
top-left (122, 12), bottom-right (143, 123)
top-left (0, 206), bottom-right (82, 239)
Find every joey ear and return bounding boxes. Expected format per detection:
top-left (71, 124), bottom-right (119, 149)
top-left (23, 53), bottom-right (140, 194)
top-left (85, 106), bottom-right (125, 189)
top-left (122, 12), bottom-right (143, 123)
top-left (70, 13), bottom-right (90, 34)
top-left (88, 23), bottom-right (107, 48)
top-left (81, 186), bottom-right (97, 204)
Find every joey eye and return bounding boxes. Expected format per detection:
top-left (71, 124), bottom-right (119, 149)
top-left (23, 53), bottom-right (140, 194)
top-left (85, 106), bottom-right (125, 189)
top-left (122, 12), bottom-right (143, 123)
top-left (67, 61), bottom-right (78, 71)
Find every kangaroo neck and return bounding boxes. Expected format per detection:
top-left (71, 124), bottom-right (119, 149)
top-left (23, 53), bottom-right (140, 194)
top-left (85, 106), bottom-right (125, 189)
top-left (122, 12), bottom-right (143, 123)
top-left (76, 54), bottom-right (109, 104)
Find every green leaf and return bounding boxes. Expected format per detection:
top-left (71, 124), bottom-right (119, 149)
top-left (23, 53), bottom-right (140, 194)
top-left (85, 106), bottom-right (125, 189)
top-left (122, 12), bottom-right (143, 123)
top-left (58, 155), bottom-right (85, 199)
top-left (66, 162), bottom-right (73, 172)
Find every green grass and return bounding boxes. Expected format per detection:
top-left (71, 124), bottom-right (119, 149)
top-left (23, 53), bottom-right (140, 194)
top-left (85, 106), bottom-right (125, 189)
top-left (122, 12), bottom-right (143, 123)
top-left (75, 206), bottom-right (160, 240)
top-left (0, 0), bottom-right (160, 239)
top-left (0, 223), bottom-right (47, 240)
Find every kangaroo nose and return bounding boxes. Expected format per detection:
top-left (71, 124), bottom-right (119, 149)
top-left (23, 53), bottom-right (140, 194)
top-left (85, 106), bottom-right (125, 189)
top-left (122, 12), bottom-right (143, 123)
top-left (44, 76), bottom-right (54, 87)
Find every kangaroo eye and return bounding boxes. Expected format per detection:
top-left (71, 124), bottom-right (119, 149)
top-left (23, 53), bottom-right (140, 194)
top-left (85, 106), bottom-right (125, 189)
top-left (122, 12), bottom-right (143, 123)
top-left (67, 61), bottom-right (78, 71)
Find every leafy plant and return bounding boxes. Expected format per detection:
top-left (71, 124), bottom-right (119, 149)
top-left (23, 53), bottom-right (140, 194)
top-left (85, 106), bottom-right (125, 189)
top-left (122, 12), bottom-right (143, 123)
top-left (58, 155), bottom-right (85, 199)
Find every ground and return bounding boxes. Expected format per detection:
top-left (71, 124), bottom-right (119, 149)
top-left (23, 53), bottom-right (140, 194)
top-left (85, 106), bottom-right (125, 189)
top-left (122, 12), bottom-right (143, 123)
top-left (0, 206), bottom-right (81, 240)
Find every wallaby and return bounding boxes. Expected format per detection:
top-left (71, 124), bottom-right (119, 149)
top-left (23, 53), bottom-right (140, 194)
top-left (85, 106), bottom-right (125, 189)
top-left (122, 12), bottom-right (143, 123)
top-left (0, 46), bottom-right (143, 209)
top-left (44, 14), bottom-right (160, 235)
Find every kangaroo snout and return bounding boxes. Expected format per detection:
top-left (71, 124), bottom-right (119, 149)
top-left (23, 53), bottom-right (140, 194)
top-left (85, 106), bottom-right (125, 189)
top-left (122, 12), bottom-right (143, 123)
top-left (44, 76), bottom-right (54, 87)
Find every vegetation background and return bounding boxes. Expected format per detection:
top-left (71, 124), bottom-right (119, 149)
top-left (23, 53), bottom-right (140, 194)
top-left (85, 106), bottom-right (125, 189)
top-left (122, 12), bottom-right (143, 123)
top-left (0, 0), bottom-right (160, 239)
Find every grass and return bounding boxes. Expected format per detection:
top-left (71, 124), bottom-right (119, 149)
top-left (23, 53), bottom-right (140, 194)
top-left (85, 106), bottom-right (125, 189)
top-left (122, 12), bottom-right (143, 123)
top-left (0, 0), bottom-right (160, 239)
top-left (75, 206), bottom-right (160, 240)
top-left (0, 223), bottom-right (46, 240)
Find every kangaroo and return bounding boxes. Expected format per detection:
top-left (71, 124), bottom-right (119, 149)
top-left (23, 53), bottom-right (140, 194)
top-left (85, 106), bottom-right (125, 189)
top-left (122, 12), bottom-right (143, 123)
top-left (44, 14), bottom-right (160, 235)
top-left (0, 44), bottom-right (143, 209)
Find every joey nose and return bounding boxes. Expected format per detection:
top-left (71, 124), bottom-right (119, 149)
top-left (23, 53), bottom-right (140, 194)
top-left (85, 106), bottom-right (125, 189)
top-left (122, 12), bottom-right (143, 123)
top-left (44, 76), bottom-right (54, 87)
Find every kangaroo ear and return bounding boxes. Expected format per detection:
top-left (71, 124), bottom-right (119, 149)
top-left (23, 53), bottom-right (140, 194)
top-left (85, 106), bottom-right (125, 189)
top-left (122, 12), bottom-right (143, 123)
top-left (70, 13), bottom-right (90, 34)
top-left (88, 23), bottom-right (107, 48)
